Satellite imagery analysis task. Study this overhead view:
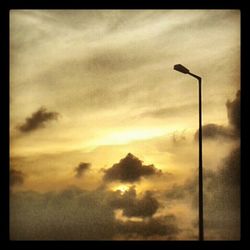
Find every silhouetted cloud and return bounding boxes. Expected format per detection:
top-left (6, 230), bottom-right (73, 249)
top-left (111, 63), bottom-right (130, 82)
top-left (74, 162), bottom-right (91, 178)
top-left (103, 153), bottom-right (162, 183)
top-left (166, 144), bottom-right (240, 202)
top-left (10, 186), bottom-right (178, 240)
top-left (217, 146), bottom-right (240, 187)
top-left (109, 186), bottom-right (159, 218)
top-left (10, 187), bottom-right (115, 240)
top-left (205, 145), bottom-right (240, 239)
top-left (194, 90), bottom-right (240, 140)
top-left (165, 145), bottom-right (240, 239)
top-left (194, 123), bottom-right (235, 141)
top-left (17, 106), bottom-right (59, 133)
top-left (10, 169), bottom-right (25, 186)
top-left (182, 143), bottom-right (237, 238)
top-left (226, 90), bottom-right (240, 133)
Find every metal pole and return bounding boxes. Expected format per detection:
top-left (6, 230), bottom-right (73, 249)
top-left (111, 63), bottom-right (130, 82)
top-left (198, 77), bottom-right (203, 241)
top-left (175, 67), bottom-right (203, 240)
top-left (188, 72), bottom-right (203, 241)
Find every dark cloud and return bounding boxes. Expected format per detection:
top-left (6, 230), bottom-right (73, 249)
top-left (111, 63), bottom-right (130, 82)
top-left (17, 106), bottom-right (59, 133)
top-left (191, 91), bottom-right (240, 238)
top-left (204, 145), bottom-right (240, 239)
top-left (103, 153), bottom-right (162, 183)
top-left (74, 162), bottom-right (90, 178)
top-left (10, 187), bottom-right (116, 240)
top-left (165, 145), bottom-right (240, 239)
top-left (218, 146), bottom-right (240, 187)
top-left (109, 186), bottom-right (159, 218)
top-left (10, 169), bottom-right (25, 186)
top-left (194, 123), bottom-right (235, 141)
top-left (194, 90), bottom-right (240, 140)
top-left (226, 90), bottom-right (240, 133)
top-left (166, 144), bottom-right (240, 203)
top-left (10, 186), bottom-right (178, 240)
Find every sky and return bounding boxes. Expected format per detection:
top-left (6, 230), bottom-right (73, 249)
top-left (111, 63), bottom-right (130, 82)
top-left (10, 10), bottom-right (240, 240)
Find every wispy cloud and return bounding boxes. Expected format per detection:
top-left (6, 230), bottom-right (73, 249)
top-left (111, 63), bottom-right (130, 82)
top-left (17, 106), bottom-right (59, 133)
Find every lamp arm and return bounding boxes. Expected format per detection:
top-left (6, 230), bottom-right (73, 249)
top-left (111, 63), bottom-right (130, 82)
top-left (188, 72), bottom-right (201, 81)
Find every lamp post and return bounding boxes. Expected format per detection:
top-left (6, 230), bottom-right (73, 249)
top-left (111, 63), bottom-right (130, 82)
top-left (173, 64), bottom-right (203, 241)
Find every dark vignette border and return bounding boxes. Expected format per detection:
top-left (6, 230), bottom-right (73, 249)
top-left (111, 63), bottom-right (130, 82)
top-left (0, 0), bottom-right (246, 248)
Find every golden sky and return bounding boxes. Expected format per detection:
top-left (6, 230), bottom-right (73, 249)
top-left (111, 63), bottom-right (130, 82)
top-left (10, 10), bottom-right (240, 240)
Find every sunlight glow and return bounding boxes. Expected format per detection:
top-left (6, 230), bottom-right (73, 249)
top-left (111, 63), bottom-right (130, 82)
top-left (112, 184), bottom-right (130, 194)
top-left (97, 129), bottom-right (167, 146)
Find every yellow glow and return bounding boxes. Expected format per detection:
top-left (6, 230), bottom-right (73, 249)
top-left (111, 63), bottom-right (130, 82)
top-left (97, 129), bottom-right (167, 146)
top-left (112, 184), bottom-right (130, 194)
top-left (114, 209), bottom-right (143, 222)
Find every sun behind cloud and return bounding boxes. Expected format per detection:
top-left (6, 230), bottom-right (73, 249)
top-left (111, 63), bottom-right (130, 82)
top-left (112, 184), bottom-right (131, 194)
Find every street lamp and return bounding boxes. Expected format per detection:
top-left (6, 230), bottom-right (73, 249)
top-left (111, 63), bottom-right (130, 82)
top-left (173, 64), bottom-right (203, 241)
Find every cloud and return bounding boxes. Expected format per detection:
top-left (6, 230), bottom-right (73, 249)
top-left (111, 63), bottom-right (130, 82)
top-left (226, 90), bottom-right (240, 133)
top-left (165, 144), bottom-right (240, 239)
top-left (10, 186), bottom-right (178, 240)
top-left (166, 144), bottom-right (240, 202)
top-left (172, 130), bottom-right (186, 145)
top-left (165, 184), bottom-right (187, 200)
top-left (116, 215), bottom-right (179, 239)
top-left (194, 90), bottom-right (240, 140)
top-left (86, 48), bottom-right (151, 73)
top-left (165, 178), bottom-right (196, 201)
top-left (191, 90), bottom-right (241, 238)
top-left (10, 169), bottom-right (25, 186)
top-left (194, 123), bottom-right (235, 141)
top-left (10, 187), bottom-right (116, 240)
top-left (109, 186), bottom-right (159, 218)
top-left (74, 162), bottom-right (90, 178)
top-left (103, 153), bottom-right (162, 183)
top-left (140, 103), bottom-right (197, 119)
top-left (213, 145), bottom-right (240, 188)
top-left (17, 106), bottom-right (59, 133)
top-left (204, 145), bottom-right (240, 239)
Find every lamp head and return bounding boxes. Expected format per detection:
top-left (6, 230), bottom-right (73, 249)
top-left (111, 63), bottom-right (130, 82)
top-left (174, 64), bottom-right (190, 74)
